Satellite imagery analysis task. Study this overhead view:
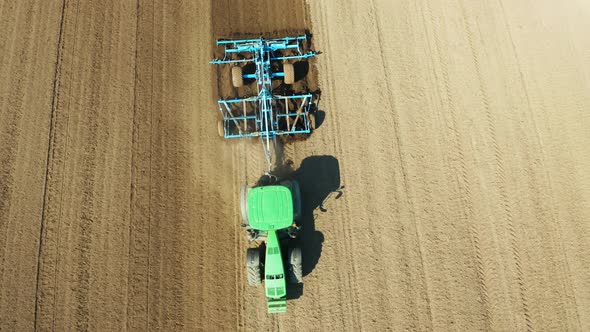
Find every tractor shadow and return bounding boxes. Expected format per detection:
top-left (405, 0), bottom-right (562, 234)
top-left (270, 155), bottom-right (343, 300)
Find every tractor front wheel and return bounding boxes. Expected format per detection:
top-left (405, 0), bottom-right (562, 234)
top-left (246, 248), bottom-right (261, 286)
top-left (288, 247), bottom-right (303, 284)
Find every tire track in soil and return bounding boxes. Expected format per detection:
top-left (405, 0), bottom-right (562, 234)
top-left (368, 0), bottom-right (434, 328)
top-left (345, 2), bottom-right (389, 329)
top-left (498, 2), bottom-right (584, 329)
top-left (462, 3), bottom-right (536, 330)
top-left (0, 0), bottom-right (35, 290)
top-left (456, 1), bottom-right (496, 329)
top-left (421, 1), bottom-right (487, 328)
top-left (165, 1), bottom-right (239, 328)
top-left (33, 0), bottom-right (67, 325)
top-left (33, 1), bottom-right (68, 330)
top-left (126, 0), bottom-right (153, 329)
top-left (71, 3), bottom-right (132, 329)
top-left (416, 0), bottom-right (457, 287)
top-left (0, 1), bottom-right (65, 330)
top-left (460, 1), bottom-right (533, 329)
top-left (34, 1), bottom-right (81, 330)
top-left (230, 147), bottom-right (244, 331)
top-left (305, 5), bottom-right (352, 329)
top-left (281, 2), bottom-right (350, 329)
top-left (303, 1), bottom-right (395, 329)
top-left (299, 1), bottom-right (376, 329)
top-left (47, 3), bottom-right (80, 329)
top-left (34, 1), bottom-right (137, 330)
top-left (496, 2), bottom-right (536, 330)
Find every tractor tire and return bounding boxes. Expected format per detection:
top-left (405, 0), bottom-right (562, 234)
top-left (288, 247), bottom-right (303, 284)
top-left (308, 113), bottom-right (316, 130)
top-left (290, 181), bottom-right (302, 221)
top-left (283, 63), bottom-right (295, 84)
top-left (246, 248), bottom-right (261, 286)
top-left (217, 120), bottom-right (225, 138)
top-left (240, 185), bottom-right (249, 225)
top-left (232, 66), bottom-right (243, 88)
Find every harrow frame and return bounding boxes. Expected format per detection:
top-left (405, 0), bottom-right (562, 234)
top-left (211, 35), bottom-right (317, 166)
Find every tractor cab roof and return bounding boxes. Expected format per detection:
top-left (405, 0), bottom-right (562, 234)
top-left (248, 185), bottom-right (293, 231)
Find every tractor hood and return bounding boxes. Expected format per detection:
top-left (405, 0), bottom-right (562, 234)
top-left (264, 230), bottom-right (287, 313)
top-left (247, 186), bottom-right (293, 230)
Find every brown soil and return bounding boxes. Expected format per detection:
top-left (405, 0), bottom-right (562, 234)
top-left (1, 0), bottom-right (589, 331)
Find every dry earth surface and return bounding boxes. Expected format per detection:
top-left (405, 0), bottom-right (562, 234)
top-left (0, 0), bottom-right (589, 331)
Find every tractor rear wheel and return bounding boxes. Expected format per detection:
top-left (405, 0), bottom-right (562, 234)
top-left (288, 247), bottom-right (303, 284)
top-left (232, 66), bottom-right (243, 88)
top-left (246, 248), bottom-right (261, 286)
top-left (283, 63), bottom-right (294, 84)
top-left (240, 185), bottom-right (249, 225)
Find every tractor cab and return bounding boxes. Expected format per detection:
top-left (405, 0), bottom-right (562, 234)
top-left (241, 180), bottom-right (301, 241)
top-left (247, 185), bottom-right (294, 231)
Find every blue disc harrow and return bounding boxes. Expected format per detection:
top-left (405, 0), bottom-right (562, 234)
top-left (211, 35), bottom-right (317, 168)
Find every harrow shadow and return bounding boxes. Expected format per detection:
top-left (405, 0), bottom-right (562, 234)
top-left (293, 61), bottom-right (309, 82)
top-left (311, 89), bottom-right (325, 130)
top-left (242, 62), bottom-right (257, 85)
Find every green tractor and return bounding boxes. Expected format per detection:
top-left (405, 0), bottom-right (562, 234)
top-left (240, 179), bottom-right (303, 314)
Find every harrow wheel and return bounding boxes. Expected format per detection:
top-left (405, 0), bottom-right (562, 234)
top-left (283, 63), bottom-right (294, 84)
top-left (217, 120), bottom-right (225, 137)
top-left (308, 113), bottom-right (316, 130)
top-left (232, 66), bottom-right (243, 88)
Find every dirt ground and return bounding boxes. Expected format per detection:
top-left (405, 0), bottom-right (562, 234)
top-left (1, 0), bottom-right (589, 331)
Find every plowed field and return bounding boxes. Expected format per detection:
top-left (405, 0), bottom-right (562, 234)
top-left (1, 0), bottom-right (589, 331)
